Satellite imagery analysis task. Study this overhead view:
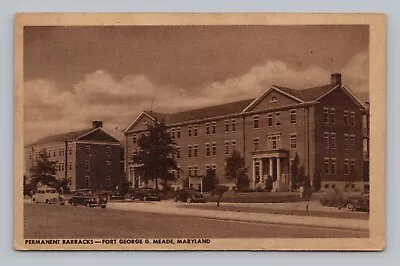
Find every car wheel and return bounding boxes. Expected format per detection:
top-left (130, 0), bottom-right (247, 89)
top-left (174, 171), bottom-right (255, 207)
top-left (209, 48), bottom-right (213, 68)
top-left (186, 197), bottom-right (192, 203)
top-left (347, 202), bottom-right (355, 211)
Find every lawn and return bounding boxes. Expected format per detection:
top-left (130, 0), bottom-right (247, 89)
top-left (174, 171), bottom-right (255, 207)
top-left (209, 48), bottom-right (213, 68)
top-left (202, 191), bottom-right (308, 203)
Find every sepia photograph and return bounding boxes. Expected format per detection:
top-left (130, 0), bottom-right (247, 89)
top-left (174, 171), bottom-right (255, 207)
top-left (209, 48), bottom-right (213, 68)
top-left (14, 13), bottom-right (386, 251)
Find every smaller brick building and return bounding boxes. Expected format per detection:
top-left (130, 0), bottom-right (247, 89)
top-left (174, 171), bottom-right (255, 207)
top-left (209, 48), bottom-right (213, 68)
top-left (24, 121), bottom-right (121, 191)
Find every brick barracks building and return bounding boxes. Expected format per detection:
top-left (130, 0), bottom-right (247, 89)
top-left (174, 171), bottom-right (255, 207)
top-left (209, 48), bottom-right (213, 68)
top-left (123, 73), bottom-right (368, 192)
top-left (24, 121), bottom-right (121, 191)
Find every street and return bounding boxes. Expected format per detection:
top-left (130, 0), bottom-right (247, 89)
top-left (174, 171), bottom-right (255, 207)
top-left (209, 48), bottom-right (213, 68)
top-left (24, 203), bottom-right (368, 239)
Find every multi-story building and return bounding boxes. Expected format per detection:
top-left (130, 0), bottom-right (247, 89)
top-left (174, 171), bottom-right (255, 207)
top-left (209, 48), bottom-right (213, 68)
top-left (123, 73), bottom-right (367, 192)
top-left (24, 121), bottom-right (121, 191)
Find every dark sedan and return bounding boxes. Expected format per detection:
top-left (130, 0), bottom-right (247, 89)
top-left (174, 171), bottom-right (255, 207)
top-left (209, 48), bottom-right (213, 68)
top-left (68, 189), bottom-right (107, 208)
top-left (130, 188), bottom-right (161, 201)
top-left (175, 188), bottom-right (205, 203)
top-left (346, 191), bottom-right (369, 212)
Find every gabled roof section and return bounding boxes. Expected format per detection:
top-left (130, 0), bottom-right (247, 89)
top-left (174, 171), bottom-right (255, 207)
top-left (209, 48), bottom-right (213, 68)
top-left (26, 128), bottom-right (94, 147)
top-left (123, 111), bottom-right (168, 133)
top-left (299, 84), bottom-right (339, 102)
top-left (341, 85), bottom-right (367, 109)
top-left (76, 127), bottom-right (121, 143)
top-left (164, 98), bottom-right (255, 124)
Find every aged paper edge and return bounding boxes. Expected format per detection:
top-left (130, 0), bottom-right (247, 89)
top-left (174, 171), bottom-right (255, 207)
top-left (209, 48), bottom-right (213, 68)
top-left (13, 13), bottom-right (386, 251)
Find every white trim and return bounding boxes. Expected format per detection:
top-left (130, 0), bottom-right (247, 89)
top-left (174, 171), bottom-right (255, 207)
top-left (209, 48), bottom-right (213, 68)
top-left (74, 127), bottom-right (120, 143)
top-left (243, 86), bottom-right (305, 113)
top-left (123, 111), bottom-right (159, 134)
top-left (342, 85), bottom-right (368, 109)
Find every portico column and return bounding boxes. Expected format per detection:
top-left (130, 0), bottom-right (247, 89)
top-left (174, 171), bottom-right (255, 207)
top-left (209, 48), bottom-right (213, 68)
top-left (277, 157), bottom-right (281, 182)
top-left (269, 158), bottom-right (273, 177)
top-left (259, 158), bottom-right (263, 182)
top-left (252, 159), bottom-right (256, 186)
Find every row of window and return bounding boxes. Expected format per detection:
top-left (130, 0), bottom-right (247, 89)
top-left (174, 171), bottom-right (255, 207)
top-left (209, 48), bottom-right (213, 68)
top-left (84, 161), bottom-right (112, 171)
top-left (85, 145), bottom-right (112, 156)
top-left (253, 110), bottom-right (296, 129)
top-left (323, 108), bottom-right (356, 126)
top-left (324, 132), bottom-right (356, 150)
top-left (178, 164), bottom-right (217, 178)
top-left (323, 158), bottom-right (356, 175)
top-left (29, 145), bottom-right (113, 160)
top-left (83, 176), bottom-right (112, 188)
top-left (253, 134), bottom-right (288, 151)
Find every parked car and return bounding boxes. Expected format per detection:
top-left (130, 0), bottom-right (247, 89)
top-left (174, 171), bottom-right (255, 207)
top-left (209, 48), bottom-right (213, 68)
top-left (100, 190), bottom-right (125, 200)
top-left (319, 189), bottom-right (346, 208)
top-left (345, 191), bottom-right (369, 212)
top-left (32, 187), bottom-right (65, 205)
top-left (175, 188), bottom-right (205, 203)
top-left (68, 189), bottom-right (107, 208)
top-left (130, 187), bottom-right (161, 201)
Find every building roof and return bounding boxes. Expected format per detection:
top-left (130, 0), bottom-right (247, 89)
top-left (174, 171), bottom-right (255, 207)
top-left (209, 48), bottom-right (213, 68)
top-left (164, 98), bottom-right (255, 124)
top-left (26, 128), bottom-right (94, 147)
top-left (273, 84), bottom-right (337, 102)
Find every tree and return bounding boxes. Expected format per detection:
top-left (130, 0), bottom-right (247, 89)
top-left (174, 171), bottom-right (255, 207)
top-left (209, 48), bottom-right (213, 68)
top-left (313, 171), bottom-right (322, 192)
top-left (29, 149), bottom-right (58, 188)
top-left (132, 120), bottom-right (179, 189)
top-left (202, 169), bottom-right (217, 192)
top-left (290, 153), bottom-right (300, 190)
top-left (54, 178), bottom-right (70, 195)
top-left (225, 150), bottom-right (249, 191)
top-left (211, 185), bottom-right (229, 207)
top-left (298, 165), bottom-right (306, 186)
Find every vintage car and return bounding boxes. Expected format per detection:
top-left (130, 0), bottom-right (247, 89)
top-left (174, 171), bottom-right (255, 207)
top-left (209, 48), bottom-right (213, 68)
top-left (174, 188), bottom-right (205, 203)
top-left (130, 187), bottom-right (161, 201)
top-left (68, 189), bottom-right (107, 208)
top-left (32, 187), bottom-right (65, 205)
top-left (99, 190), bottom-right (125, 200)
top-left (346, 191), bottom-right (370, 212)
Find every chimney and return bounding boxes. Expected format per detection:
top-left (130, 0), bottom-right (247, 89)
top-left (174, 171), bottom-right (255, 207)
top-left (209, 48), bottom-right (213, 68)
top-left (92, 120), bottom-right (103, 129)
top-left (331, 73), bottom-right (342, 85)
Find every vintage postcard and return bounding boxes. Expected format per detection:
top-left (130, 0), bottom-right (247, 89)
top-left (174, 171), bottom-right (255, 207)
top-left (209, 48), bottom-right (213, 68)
top-left (14, 13), bottom-right (386, 251)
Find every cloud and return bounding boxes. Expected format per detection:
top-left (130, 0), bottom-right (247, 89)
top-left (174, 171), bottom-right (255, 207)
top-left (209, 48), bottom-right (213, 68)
top-left (24, 51), bottom-right (369, 144)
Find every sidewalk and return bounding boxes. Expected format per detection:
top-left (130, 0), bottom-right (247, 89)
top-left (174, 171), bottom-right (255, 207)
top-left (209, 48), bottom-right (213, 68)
top-left (107, 200), bottom-right (369, 232)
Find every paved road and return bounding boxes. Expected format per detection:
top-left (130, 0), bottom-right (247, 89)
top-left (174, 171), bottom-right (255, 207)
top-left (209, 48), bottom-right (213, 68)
top-left (24, 203), bottom-right (368, 239)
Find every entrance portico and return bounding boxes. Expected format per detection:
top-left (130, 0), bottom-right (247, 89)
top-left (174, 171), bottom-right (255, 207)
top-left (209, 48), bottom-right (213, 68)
top-left (252, 149), bottom-right (290, 192)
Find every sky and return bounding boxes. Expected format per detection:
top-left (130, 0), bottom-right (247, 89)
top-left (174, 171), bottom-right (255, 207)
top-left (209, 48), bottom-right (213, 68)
top-left (23, 25), bottom-right (369, 144)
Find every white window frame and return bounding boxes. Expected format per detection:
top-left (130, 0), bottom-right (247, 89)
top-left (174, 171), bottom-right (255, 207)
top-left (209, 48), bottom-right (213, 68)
top-left (324, 132), bottom-right (330, 149)
top-left (212, 121), bottom-right (217, 134)
top-left (331, 133), bottom-right (336, 150)
top-left (206, 143), bottom-right (210, 157)
top-left (289, 134), bottom-right (297, 150)
top-left (253, 137), bottom-right (260, 151)
top-left (323, 108), bottom-right (329, 123)
top-left (231, 118), bottom-right (236, 132)
top-left (212, 142), bottom-right (216, 156)
top-left (330, 158), bottom-right (336, 174)
top-left (253, 115), bottom-right (260, 129)
top-left (275, 112), bottom-right (281, 126)
top-left (290, 109), bottom-right (296, 124)
top-left (225, 141), bottom-right (230, 156)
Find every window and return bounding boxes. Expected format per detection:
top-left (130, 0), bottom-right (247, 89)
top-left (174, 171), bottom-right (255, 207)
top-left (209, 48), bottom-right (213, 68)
top-left (206, 143), bottom-right (210, 157)
top-left (350, 135), bottom-right (355, 151)
top-left (351, 184), bottom-right (355, 189)
top-left (290, 134), bottom-right (297, 150)
top-left (188, 145), bottom-right (192, 158)
top-left (106, 177), bottom-right (111, 188)
top-left (85, 161), bottom-right (90, 171)
top-left (212, 121), bottom-right (216, 134)
top-left (206, 122), bottom-right (210, 135)
top-left (331, 184), bottom-right (336, 189)
top-left (69, 161), bottom-right (72, 170)
top-left (344, 159), bottom-right (349, 175)
top-left (188, 125), bottom-right (192, 137)
top-left (53, 150), bottom-right (56, 157)
top-left (324, 184), bottom-right (329, 189)
top-left (324, 108), bottom-right (329, 123)
top-left (225, 120), bottom-right (229, 132)
top-left (253, 138), bottom-right (259, 151)
top-left (231, 119), bottom-right (236, 132)
top-left (85, 145), bottom-right (90, 155)
top-left (59, 149), bottom-right (62, 156)
top-left (350, 160), bottom-right (355, 174)
top-left (254, 161), bottom-right (260, 179)
top-left (268, 135), bottom-right (281, 150)
top-left (193, 144), bottom-right (198, 158)
top-left (170, 128), bottom-right (175, 140)
top-left (324, 159), bottom-right (330, 174)
top-left (68, 177), bottom-right (72, 186)
top-left (69, 147), bottom-right (72, 155)
top-left (275, 112), bottom-right (281, 126)
top-left (132, 150), bottom-right (138, 157)
top-left (330, 109), bottom-right (335, 124)
top-left (62, 148), bottom-right (65, 156)
top-left (177, 146), bottom-right (181, 159)
top-left (188, 166), bottom-right (192, 177)
top-left (344, 134), bottom-right (349, 150)
top-left (350, 112), bottom-right (355, 126)
top-left (206, 165), bottom-right (210, 173)
top-left (253, 115), bottom-right (259, 129)
top-left (232, 140), bottom-right (236, 151)
top-left (193, 166), bottom-right (198, 177)
top-left (267, 113), bottom-right (273, 127)
top-left (194, 124), bottom-right (198, 137)
top-left (106, 146), bottom-right (111, 156)
top-left (212, 164), bottom-right (217, 172)
top-left (29, 152), bottom-right (32, 160)
top-left (225, 141), bottom-right (230, 155)
top-left (133, 134), bottom-right (137, 143)
top-left (177, 166), bottom-right (181, 179)
top-left (61, 163), bottom-right (64, 171)
top-left (331, 158), bottom-right (336, 174)
top-left (85, 176), bottom-right (90, 188)
top-left (331, 133), bottom-right (336, 150)
top-left (290, 110), bottom-right (296, 124)
top-left (212, 142), bottom-right (216, 156)
top-left (106, 161), bottom-right (111, 171)
top-left (176, 127), bottom-right (181, 139)
top-left (344, 111), bottom-right (349, 125)
top-left (270, 96), bottom-right (278, 103)
top-left (324, 132), bottom-right (330, 149)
